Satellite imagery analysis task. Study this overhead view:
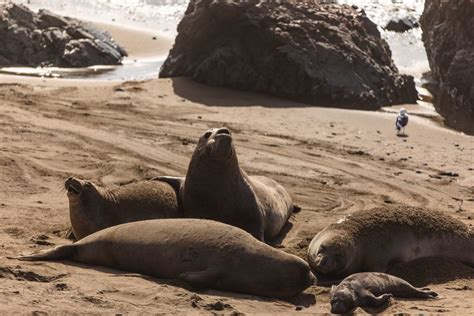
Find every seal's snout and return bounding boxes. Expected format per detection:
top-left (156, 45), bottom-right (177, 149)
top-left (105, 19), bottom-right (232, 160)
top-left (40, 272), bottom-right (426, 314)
top-left (65, 177), bottom-right (83, 195)
top-left (314, 253), bottom-right (332, 274)
top-left (215, 127), bottom-right (231, 136)
top-left (209, 127), bottom-right (233, 160)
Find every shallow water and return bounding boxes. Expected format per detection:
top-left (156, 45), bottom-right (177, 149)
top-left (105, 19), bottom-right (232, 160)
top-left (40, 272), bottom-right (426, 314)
top-left (0, 58), bottom-right (164, 81)
top-left (8, 0), bottom-right (429, 81)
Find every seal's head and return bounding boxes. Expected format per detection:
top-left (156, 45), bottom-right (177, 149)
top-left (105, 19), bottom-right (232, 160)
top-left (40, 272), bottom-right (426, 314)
top-left (196, 127), bottom-right (234, 162)
top-left (65, 177), bottom-right (101, 204)
top-left (65, 177), bottom-right (108, 239)
top-left (330, 285), bottom-right (356, 314)
top-left (308, 231), bottom-right (356, 277)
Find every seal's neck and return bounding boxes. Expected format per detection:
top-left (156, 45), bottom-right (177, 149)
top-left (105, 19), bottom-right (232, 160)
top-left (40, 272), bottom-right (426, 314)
top-left (185, 151), bottom-right (243, 189)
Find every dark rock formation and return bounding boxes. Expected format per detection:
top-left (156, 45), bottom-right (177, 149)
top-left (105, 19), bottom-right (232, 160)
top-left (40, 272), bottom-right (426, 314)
top-left (0, 3), bottom-right (127, 68)
top-left (160, 0), bottom-right (417, 110)
top-left (421, 0), bottom-right (474, 135)
top-left (385, 16), bottom-right (419, 32)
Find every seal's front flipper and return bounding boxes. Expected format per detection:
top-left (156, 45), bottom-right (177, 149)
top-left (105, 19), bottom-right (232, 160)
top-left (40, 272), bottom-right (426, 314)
top-left (8, 244), bottom-right (75, 261)
top-left (157, 176), bottom-right (185, 193)
top-left (360, 292), bottom-right (393, 308)
top-left (178, 268), bottom-right (220, 289)
top-left (65, 227), bottom-right (76, 241)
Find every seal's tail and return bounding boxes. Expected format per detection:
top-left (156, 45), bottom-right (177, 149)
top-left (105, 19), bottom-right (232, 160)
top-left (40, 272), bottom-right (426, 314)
top-left (8, 244), bottom-right (75, 261)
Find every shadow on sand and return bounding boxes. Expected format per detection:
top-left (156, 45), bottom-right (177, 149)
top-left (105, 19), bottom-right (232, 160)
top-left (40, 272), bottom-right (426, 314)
top-left (31, 260), bottom-right (317, 308)
top-left (170, 77), bottom-right (318, 109)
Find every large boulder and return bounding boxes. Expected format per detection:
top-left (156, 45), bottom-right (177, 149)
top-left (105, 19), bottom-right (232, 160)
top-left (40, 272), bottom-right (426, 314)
top-left (160, 0), bottom-right (417, 110)
top-left (0, 3), bottom-right (127, 68)
top-left (420, 0), bottom-right (474, 135)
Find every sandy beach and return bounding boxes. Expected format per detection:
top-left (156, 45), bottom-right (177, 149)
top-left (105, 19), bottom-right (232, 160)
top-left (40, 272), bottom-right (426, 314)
top-left (0, 12), bottom-right (473, 315)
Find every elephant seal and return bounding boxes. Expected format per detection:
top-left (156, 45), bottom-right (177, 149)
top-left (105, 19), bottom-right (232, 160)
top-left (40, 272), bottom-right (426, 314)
top-left (330, 272), bottom-right (437, 314)
top-left (14, 219), bottom-right (316, 298)
top-left (308, 205), bottom-right (474, 279)
top-left (65, 177), bottom-right (179, 240)
top-left (160, 127), bottom-right (296, 241)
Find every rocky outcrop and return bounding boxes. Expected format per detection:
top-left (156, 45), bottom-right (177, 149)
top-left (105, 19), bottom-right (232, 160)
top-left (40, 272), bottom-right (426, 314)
top-left (160, 0), bottom-right (417, 110)
top-left (420, 0), bottom-right (474, 135)
top-left (385, 16), bottom-right (419, 32)
top-left (0, 3), bottom-right (127, 68)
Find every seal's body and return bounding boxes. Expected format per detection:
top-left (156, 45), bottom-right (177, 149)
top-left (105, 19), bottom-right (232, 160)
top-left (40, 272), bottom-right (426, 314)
top-left (160, 127), bottom-right (294, 241)
top-left (16, 219), bottom-right (315, 299)
top-left (330, 272), bottom-right (437, 314)
top-left (65, 177), bottom-right (179, 240)
top-left (308, 206), bottom-right (474, 279)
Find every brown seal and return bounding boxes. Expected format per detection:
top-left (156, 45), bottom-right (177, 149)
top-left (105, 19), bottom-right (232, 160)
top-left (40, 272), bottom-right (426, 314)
top-left (308, 205), bottom-right (474, 279)
top-left (160, 127), bottom-right (296, 241)
top-left (14, 219), bottom-right (316, 299)
top-left (65, 177), bottom-right (179, 240)
top-left (330, 272), bottom-right (437, 314)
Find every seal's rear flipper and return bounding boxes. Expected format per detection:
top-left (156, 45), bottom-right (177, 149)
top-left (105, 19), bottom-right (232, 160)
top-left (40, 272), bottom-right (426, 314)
top-left (8, 245), bottom-right (75, 261)
top-left (178, 268), bottom-right (220, 289)
top-left (293, 204), bottom-right (302, 213)
top-left (418, 288), bottom-right (438, 299)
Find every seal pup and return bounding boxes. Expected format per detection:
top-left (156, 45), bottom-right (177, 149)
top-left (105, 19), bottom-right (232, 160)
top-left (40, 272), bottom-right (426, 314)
top-left (65, 177), bottom-right (179, 240)
top-left (160, 127), bottom-right (296, 241)
top-left (308, 205), bottom-right (474, 279)
top-left (13, 219), bottom-right (316, 299)
top-left (330, 272), bottom-right (437, 314)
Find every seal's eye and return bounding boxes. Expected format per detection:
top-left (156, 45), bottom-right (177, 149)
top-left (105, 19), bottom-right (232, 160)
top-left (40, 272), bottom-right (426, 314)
top-left (203, 131), bottom-right (212, 139)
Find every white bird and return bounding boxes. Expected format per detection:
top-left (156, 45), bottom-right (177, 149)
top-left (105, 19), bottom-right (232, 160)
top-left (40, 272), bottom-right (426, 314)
top-left (396, 108), bottom-right (409, 136)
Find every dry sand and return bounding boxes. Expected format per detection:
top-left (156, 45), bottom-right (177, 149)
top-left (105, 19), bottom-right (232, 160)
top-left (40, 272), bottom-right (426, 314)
top-left (0, 24), bottom-right (473, 315)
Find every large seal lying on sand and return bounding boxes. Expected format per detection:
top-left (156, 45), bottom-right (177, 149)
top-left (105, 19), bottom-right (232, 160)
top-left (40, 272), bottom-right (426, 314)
top-left (308, 205), bottom-right (474, 279)
top-left (330, 272), bottom-right (437, 314)
top-left (14, 219), bottom-right (316, 298)
top-left (160, 127), bottom-right (296, 241)
top-left (65, 177), bottom-right (179, 240)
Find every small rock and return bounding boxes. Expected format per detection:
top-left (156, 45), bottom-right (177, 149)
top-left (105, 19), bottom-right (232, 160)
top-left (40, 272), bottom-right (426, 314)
top-left (385, 16), bottom-right (419, 32)
top-left (295, 306), bottom-right (304, 311)
top-left (55, 283), bottom-right (68, 291)
top-left (439, 171), bottom-right (459, 177)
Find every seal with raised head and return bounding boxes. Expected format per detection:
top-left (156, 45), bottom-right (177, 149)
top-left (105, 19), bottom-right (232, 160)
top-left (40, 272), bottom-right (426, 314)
top-left (160, 127), bottom-right (296, 242)
top-left (308, 205), bottom-right (474, 279)
top-left (65, 177), bottom-right (179, 240)
top-left (14, 219), bottom-right (316, 299)
top-left (330, 272), bottom-right (437, 314)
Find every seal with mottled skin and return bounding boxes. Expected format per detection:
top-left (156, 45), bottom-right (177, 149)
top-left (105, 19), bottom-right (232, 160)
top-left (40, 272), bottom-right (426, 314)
top-left (160, 127), bottom-right (296, 241)
top-left (308, 205), bottom-right (474, 279)
top-left (14, 219), bottom-right (316, 298)
top-left (330, 272), bottom-right (437, 314)
top-left (65, 177), bottom-right (179, 240)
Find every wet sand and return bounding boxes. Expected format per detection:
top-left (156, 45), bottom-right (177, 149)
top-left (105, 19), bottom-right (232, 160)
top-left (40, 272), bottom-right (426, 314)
top-left (94, 21), bottom-right (174, 58)
top-left (0, 17), bottom-right (473, 315)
